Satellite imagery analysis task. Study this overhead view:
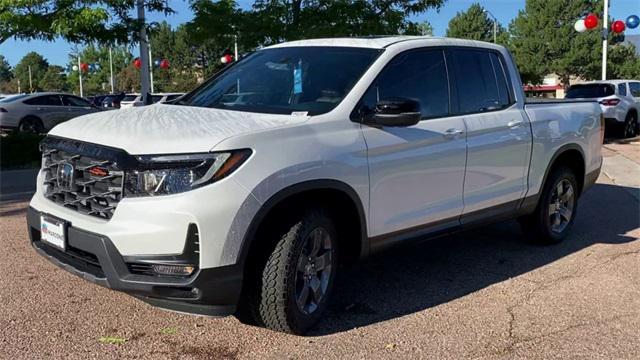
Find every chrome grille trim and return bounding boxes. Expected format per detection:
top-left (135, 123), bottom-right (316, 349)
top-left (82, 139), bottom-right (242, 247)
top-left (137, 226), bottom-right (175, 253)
top-left (41, 146), bottom-right (124, 220)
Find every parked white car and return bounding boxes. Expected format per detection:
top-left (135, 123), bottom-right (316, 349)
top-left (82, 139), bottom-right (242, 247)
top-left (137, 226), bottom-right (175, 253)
top-left (566, 80), bottom-right (640, 138)
top-left (119, 93), bottom-right (184, 108)
top-left (28, 37), bottom-right (603, 334)
top-left (118, 93), bottom-right (141, 108)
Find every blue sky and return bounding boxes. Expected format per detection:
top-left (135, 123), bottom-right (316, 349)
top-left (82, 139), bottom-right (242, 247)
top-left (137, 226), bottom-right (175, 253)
top-left (1, 0), bottom-right (638, 66)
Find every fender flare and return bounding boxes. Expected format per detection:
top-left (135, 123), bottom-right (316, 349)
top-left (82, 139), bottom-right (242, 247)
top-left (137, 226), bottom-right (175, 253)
top-left (236, 179), bottom-right (369, 267)
top-left (519, 143), bottom-right (586, 214)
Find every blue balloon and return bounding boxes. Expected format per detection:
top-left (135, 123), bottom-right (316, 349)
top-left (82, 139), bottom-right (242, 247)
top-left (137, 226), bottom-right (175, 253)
top-left (627, 15), bottom-right (639, 29)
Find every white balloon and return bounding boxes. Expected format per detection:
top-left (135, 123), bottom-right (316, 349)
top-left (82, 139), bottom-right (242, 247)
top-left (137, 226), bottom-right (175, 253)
top-left (72, 65), bottom-right (79, 71)
top-left (221, 56), bottom-right (228, 64)
top-left (574, 19), bottom-right (587, 32)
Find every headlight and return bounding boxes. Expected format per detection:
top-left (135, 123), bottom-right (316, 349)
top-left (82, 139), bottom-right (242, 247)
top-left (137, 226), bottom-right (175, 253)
top-left (124, 149), bottom-right (251, 197)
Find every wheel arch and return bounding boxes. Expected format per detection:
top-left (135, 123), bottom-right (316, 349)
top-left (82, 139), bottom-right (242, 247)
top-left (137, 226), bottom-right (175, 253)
top-left (543, 144), bottom-right (586, 195)
top-left (19, 114), bottom-right (44, 129)
top-left (237, 179), bottom-right (368, 272)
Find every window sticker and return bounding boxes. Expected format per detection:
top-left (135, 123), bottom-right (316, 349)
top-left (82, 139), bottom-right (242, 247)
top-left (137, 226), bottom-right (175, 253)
top-left (293, 60), bottom-right (303, 94)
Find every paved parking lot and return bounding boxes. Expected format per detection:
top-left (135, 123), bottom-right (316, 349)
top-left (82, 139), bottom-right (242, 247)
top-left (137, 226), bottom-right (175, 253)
top-left (1, 144), bottom-right (639, 359)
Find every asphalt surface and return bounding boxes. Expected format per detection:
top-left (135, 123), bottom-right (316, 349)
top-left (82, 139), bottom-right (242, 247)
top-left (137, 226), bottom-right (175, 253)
top-left (1, 160), bottom-right (639, 359)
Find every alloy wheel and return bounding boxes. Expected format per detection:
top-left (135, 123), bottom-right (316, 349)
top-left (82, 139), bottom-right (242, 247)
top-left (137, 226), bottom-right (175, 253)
top-left (548, 179), bottom-right (575, 233)
top-left (294, 227), bottom-right (333, 315)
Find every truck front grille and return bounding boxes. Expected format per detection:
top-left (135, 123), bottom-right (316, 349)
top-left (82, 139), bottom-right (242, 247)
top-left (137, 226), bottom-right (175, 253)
top-left (41, 147), bottom-right (124, 220)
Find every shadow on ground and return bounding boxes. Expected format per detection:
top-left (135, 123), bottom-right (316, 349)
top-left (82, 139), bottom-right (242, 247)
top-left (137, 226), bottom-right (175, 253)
top-left (313, 183), bottom-right (639, 335)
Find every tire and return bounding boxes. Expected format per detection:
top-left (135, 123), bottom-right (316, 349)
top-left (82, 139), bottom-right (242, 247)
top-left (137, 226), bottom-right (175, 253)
top-left (252, 210), bottom-right (337, 334)
top-left (621, 112), bottom-right (638, 139)
top-left (520, 167), bottom-right (579, 244)
top-left (18, 117), bottom-right (44, 134)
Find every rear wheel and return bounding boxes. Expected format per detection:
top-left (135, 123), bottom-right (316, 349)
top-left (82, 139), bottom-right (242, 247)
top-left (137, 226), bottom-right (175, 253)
top-left (621, 112), bottom-right (638, 138)
top-left (520, 167), bottom-right (579, 244)
top-left (251, 210), bottom-right (337, 334)
top-left (18, 117), bottom-right (44, 134)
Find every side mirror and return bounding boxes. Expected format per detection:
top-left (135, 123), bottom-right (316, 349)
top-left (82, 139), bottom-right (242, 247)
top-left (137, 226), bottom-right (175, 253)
top-left (364, 97), bottom-right (421, 127)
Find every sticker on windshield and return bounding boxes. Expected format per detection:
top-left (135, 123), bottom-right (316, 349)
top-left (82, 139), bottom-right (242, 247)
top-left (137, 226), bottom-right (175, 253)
top-left (293, 61), bottom-right (303, 94)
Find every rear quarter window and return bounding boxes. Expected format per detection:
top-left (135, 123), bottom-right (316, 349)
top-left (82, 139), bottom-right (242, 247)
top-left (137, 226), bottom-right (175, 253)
top-left (630, 82), bottom-right (640, 97)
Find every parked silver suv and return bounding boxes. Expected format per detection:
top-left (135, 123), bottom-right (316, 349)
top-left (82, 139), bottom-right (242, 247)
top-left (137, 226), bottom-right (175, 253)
top-left (566, 80), bottom-right (640, 138)
top-left (0, 92), bottom-right (103, 133)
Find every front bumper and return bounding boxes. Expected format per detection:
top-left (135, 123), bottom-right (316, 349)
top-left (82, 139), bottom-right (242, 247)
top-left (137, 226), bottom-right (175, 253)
top-left (27, 207), bottom-right (242, 316)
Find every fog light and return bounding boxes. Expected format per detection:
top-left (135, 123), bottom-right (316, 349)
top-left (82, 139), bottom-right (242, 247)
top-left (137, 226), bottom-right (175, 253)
top-left (151, 264), bottom-right (195, 276)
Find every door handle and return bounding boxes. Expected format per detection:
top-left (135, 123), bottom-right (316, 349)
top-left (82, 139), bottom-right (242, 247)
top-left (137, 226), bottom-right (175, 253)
top-left (444, 128), bottom-right (464, 138)
top-left (508, 120), bottom-right (525, 128)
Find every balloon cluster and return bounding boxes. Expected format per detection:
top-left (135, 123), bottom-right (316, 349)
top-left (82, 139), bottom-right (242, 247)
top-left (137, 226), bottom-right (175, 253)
top-left (153, 59), bottom-right (170, 69)
top-left (72, 63), bottom-right (100, 73)
top-left (133, 58), bottom-right (170, 69)
top-left (574, 13), bottom-right (639, 34)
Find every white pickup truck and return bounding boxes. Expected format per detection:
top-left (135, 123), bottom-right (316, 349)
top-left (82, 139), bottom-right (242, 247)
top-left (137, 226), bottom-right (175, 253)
top-left (27, 36), bottom-right (603, 334)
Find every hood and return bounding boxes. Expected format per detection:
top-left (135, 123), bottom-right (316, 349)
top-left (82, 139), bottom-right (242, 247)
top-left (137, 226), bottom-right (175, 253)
top-left (49, 104), bottom-right (310, 154)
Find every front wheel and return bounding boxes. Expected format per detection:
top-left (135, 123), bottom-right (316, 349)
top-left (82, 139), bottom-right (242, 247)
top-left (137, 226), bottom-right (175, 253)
top-left (520, 167), bottom-right (579, 244)
top-left (254, 210), bottom-right (337, 334)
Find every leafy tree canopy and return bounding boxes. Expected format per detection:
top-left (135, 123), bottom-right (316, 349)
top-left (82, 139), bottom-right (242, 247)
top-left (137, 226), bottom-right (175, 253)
top-left (508, 0), bottom-right (602, 85)
top-left (40, 65), bottom-right (68, 92)
top-left (446, 3), bottom-right (506, 44)
top-left (0, 0), bottom-right (174, 45)
top-left (14, 51), bottom-right (49, 92)
top-left (0, 55), bottom-right (12, 83)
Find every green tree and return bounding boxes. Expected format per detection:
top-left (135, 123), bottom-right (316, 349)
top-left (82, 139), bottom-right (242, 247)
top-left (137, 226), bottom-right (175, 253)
top-left (0, 55), bottom-right (12, 83)
top-left (14, 52), bottom-right (49, 92)
top-left (0, 0), bottom-right (174, 44)
top-left (246, 0), bottom-right (445, 44)
top-left (508, 0), bottom-right (602, 85)
top-left (446, 3), bottom-right (505, 43)
top-left (66, 45), bottom-right (133, 95)
top-left (40, 65), bottom-right (67, 92)
top-left (607, 44), bottom-right (640, 79)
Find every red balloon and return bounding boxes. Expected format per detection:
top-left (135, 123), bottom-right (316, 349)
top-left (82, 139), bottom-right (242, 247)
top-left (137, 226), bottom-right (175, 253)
top-left (79, 63), bottom-right (89, 72)
top-left (159, 59), bottom-right (169, 69)
top-left (584, 14), bottom-right (598, 29)
top-left (220, 54), bottom-right (234, 64)
top-left (133, 58), bottom-right (141, 70)
top-left (612, 20), bottom-right (626, 33)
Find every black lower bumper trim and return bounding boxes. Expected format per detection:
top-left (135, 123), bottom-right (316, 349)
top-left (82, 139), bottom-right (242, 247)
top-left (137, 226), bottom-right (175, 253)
top-left (27, 207), bottom-right (242, 317)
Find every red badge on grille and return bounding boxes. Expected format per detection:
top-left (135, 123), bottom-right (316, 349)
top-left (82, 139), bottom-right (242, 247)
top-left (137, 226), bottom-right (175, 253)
top-left (88, 167), bottom-right (109, 177)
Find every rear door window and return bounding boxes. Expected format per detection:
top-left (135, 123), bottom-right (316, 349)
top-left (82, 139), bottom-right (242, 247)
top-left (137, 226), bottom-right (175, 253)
top-left (618, 83), bottom-right (628, 96)
top-left (448, 49), bottom-right (512, 113)
top-left (630, 82), bottom-right (640, 97)
top-left (62, 95), bottom-right (91, 107)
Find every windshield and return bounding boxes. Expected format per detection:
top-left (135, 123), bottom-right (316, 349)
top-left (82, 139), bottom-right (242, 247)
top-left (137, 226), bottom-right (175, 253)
top-left (0, 94), bottom-right (29, 103)
top-left (179, 46), bottom-right (381, 115)
top-left (566, 84), bottom-right (615, 98)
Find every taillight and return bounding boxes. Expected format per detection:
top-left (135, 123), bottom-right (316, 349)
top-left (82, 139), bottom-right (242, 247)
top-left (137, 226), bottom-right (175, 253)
top-left (0, 107), bottom-right (7, 113)
top-left (599, 99), bottom-right (620, 106)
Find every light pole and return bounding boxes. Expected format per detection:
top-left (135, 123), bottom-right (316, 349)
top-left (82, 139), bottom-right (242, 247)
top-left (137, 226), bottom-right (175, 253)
top-left (602, 0), bottom-right (609, 80)
top-left (28, 65), bottom-right (33, 92)
top-left (109, 46), bottom-right (115, 93)
top-left (136, 0), bottom-right (151, 104)
top-left (484, 9), bottom-right (498, 43)
top-left (77, 55), bottom-right (83, 97)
